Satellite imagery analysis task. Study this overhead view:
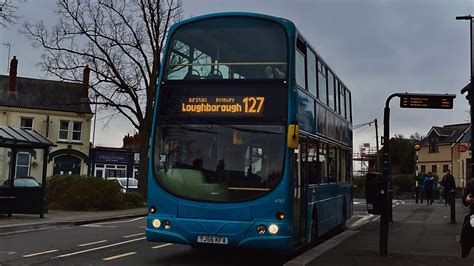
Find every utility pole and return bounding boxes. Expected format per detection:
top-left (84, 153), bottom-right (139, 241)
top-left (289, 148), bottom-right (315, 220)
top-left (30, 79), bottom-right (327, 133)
top-left (375, 119), bottom-right (380, 172)
top-left (457, 15), bottom-right (474, 185)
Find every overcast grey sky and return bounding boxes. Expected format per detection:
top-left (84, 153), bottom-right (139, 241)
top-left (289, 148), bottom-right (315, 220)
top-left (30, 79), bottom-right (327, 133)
top-left (1, 0), bottom-right (473, 151)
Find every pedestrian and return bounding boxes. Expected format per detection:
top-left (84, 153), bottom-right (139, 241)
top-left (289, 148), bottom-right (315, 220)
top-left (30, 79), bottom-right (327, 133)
top-left (441, 170), bottom-right (456, 205)
top-left (423, 172), bottom-right (434, 206)
top-left (460, 178), bottom-right (474, 257)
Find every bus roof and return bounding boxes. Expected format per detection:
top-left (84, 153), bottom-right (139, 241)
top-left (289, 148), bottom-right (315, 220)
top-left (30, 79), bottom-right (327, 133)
top-left (169, 12), bottom-right (296, 34)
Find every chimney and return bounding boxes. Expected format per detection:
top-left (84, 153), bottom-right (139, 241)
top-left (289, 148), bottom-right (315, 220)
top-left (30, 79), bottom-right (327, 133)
top-left (82, 65), bottom-right (90, 99)
top-left (9, 56), bottom-right (18, 92)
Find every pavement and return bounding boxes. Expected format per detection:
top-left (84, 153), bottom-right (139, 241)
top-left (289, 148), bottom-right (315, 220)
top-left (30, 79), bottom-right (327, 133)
top-left (0, 207), bottom-right (147, 236)
top-left (287, 200), bottom-right (474, 266)
top-left (1, 200), bottom-right (473, 265)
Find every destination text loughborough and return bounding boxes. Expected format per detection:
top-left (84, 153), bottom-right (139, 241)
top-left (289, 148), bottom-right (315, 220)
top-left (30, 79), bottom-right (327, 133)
top-left (181, 96), bottom-right (265, 114)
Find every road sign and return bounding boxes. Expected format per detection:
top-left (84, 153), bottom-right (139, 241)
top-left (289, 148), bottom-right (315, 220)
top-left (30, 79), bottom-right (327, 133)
top-left (399, 93), bottom-right (455, 109)
top-left (459, 144), bottom-right (469, 152)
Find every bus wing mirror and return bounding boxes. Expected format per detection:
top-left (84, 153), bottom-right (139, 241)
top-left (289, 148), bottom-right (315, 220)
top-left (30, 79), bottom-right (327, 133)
top-left (287, 124), bottom-right (299, 149)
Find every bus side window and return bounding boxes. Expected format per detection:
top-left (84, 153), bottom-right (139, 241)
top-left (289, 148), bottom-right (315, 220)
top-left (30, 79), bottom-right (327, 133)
top-left (319, 143), bottom-right (327, 183)
top-left (307, 140), bottom-right (319, 184)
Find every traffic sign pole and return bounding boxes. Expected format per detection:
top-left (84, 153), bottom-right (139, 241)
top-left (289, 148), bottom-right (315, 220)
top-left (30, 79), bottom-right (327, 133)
top-left (380, 92), bottom-right (455, 256)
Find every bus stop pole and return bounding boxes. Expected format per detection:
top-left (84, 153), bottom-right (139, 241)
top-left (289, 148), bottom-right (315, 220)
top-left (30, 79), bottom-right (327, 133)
top-left (381, 93), bottom-right (399, 256)
top-left (380, 106), bottom-right (390, 256)
top-left (40, 148), bottom-right (49, 219)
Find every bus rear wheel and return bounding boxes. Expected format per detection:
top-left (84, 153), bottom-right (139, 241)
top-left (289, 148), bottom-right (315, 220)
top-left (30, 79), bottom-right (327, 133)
top-left (339, 204), bottom-right (347, 232)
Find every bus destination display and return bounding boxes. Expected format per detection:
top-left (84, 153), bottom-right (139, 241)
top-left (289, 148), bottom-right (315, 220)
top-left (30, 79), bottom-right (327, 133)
top-left (181, 96), bottom-right (265, 115)
top-left (399, 94), bottom-right (455, 109)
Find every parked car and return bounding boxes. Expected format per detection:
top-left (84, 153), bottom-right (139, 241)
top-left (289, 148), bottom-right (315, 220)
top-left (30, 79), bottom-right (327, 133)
top-left (2, 176), bottom-right (40, 187)
top-left (106, 177), bottom-right (138, 193)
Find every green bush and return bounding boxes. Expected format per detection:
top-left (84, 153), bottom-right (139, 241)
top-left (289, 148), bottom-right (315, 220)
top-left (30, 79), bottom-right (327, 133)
top-left (48, 175), bottom-right (134, 211)
top-left (123, 192), bottom-right (145, 208)
top-left (392, 174), bottom-right (415, 193)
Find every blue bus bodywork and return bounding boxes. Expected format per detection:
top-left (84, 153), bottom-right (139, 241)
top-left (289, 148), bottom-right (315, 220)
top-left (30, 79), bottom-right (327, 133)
top-left (146, 12), bottom-right (352, 251)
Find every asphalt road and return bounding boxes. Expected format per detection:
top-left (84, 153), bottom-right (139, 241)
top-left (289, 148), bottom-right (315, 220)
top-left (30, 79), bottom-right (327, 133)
top-left (0, 201), bottom-right (372, 266)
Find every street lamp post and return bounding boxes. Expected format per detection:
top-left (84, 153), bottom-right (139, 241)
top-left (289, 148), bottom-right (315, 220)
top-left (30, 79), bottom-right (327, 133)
top-left (457, 15), bottom-right (474, 187)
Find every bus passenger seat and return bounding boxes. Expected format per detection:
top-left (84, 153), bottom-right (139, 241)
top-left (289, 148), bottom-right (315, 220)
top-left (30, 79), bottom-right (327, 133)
top-left (265, 66), bottom-right (274, 79)
top-left (206, 69), bottom-right (223, 79)
top-left (273, 67), bottom-right (285, 78)
top-left (184, 72), bottom-right (200, 80)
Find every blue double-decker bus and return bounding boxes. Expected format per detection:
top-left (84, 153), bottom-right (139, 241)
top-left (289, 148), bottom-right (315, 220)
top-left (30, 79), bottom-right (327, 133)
top-left (146, 12), bottom-right (353, 251)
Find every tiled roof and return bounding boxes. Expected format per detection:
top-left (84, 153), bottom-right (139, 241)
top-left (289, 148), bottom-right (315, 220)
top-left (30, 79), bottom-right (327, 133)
top-left (0, 75), bottom-right (92, 114)
top-left (421, 123), bottom-right (470, 145)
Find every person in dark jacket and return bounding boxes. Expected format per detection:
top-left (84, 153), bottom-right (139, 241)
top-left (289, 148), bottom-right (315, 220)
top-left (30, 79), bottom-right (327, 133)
top-left (442, 170), bottom-right (456, 205)
top-left (423, 172), bottom-right (434, 206)
top-left (462, 178), bottom-right (474, 214)
top-left (461, 178), bottom-right (474, 257)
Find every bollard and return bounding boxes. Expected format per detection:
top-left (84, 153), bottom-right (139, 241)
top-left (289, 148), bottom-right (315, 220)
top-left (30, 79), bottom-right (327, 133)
top-left (420, 186), bottom-right (424, 203)
top-left (415, 186), bottom-right (419, 204)
top-left (450, 190), bottom-right (456, 224)
top-left (388, 190), bottom-right (393, 223)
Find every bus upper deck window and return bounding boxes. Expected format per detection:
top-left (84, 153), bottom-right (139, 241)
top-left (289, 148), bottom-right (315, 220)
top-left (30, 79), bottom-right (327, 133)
top-left (165, 17), bottom-right (287, 80)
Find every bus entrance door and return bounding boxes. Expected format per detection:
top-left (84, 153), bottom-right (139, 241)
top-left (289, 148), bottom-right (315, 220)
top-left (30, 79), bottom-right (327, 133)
top-left (293, 138), bottom-right (308, 246)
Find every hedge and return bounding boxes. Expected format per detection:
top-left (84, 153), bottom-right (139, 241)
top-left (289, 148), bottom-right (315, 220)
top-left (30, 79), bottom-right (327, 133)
top-left (48, 175), bottom-right (144, 211)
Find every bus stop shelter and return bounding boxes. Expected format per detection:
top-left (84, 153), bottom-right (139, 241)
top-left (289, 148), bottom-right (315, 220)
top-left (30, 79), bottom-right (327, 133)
top-left (0, 126), bottom-right (55, 218)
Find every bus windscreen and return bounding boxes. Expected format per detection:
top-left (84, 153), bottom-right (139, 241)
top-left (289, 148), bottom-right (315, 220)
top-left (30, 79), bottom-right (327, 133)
top-left (154, 124), bottom-right (285, 202)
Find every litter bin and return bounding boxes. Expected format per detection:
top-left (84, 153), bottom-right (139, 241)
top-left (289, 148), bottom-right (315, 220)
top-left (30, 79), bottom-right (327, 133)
top-left (365, 172), bottom-right (389, 215)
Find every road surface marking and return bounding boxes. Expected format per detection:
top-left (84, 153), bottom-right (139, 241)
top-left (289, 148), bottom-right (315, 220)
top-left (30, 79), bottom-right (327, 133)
top-left (81, 224), bottom-right (116, 228)
top-left (23, 249), bottom-right (58, 258)
top-left (152, 243), bottom-right (173, 249)
top-left (56, 237), bottom-right (146, 258)
top-left (123, 233), bottom-right (145, 238)
top-left (349, 214), bottom-right (374, 229)
top-left (103, 252), bottom-right (137, 261)
top-left (94, 217), bottom-right (145, 225)
top-left (78, 240), bottom-right (108, 247)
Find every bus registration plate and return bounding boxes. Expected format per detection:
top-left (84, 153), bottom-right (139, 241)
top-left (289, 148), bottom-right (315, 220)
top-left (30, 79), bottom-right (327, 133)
top-left (197, 235), bottom-right (228, 244)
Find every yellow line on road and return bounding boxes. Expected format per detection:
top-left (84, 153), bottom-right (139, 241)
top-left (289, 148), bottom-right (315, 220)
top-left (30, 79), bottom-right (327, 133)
top-left (102, 252), bottom-right (137, 261)
top-left (123, 233), bottom-right (145, 238)
top-left (78, 240), bottom-right (108, 247)
top-left (151, 243), bottom-right (172, 249)
top-left (23, 249), bottom-right (58, 258)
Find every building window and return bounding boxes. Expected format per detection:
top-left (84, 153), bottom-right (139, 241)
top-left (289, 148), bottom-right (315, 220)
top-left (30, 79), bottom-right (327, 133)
top-left (59, 121), bottom-right (69, 141)
top-left (20, 117), bottom-right (33, 130)
top-left (428, 136), bottom-right (438, 153)
top-left (72, 122), bottom-right (82, 142)
top-left (95, 164), bottom-right (128, 178)
top-left (16, 152), bottom-right (31, 177)
top-left (432, 165), bottom-right (437, 173)
top-left (443, 164), bottom-right (449, 173)
top-left (421, 165), bottom-right (426, 173)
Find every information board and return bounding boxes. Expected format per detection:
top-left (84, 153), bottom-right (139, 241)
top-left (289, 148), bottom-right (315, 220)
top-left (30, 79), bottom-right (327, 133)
top-left (180, 96), bottom-right (265, 115)
top-left (399, 94), bottom-right (455, 109)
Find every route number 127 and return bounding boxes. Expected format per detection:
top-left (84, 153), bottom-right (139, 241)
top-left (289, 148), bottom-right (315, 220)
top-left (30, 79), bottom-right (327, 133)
top-left (243, 97), bottom-right (265, 113)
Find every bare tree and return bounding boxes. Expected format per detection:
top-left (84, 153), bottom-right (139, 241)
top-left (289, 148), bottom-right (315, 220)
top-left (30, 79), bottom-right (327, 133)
top-left (23, 0), bottom-right (183, 197)
top-left (0, 0), bottom-right (19, 28)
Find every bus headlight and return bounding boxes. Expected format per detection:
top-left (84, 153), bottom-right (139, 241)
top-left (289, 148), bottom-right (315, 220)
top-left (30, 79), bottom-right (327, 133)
top-left (256, 225), bottom-right (267, 235)
top-left (149, 206), bottom-right (157, 214)
top-left (163, 220), bottom-right (172, 230)
top-left (152, 219), bottom-right (161, 228)
top-left (268, 224), bottom-right (279, 235)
